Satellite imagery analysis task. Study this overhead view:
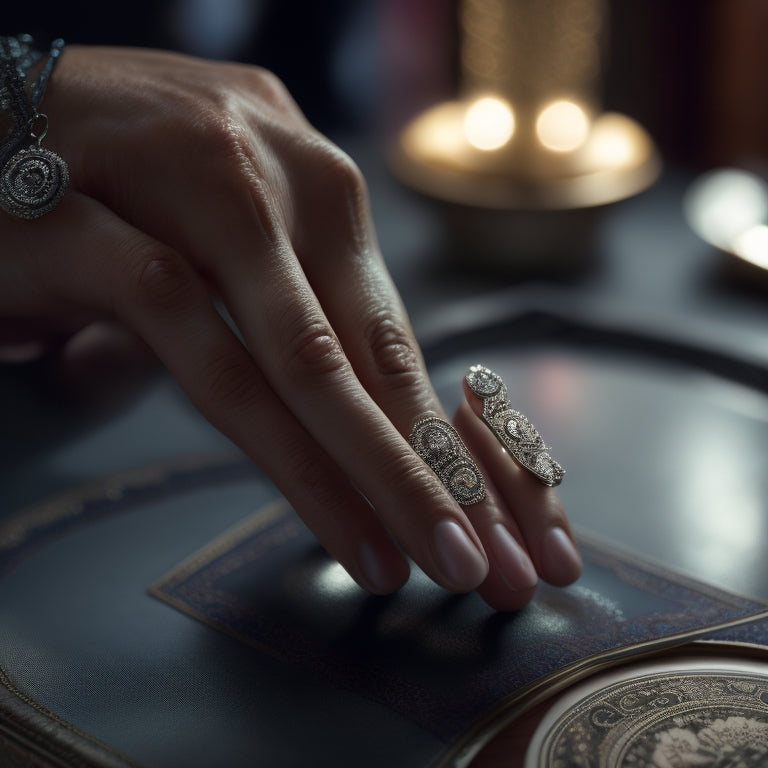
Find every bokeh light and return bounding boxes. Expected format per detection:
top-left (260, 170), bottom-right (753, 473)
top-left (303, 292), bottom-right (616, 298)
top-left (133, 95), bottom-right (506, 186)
top-left (684, 169), bottom-right (768, 252)
top-left (734, 224), bottom-right (768, 269)
top-left (536, 100), bottom-right (590, 152)
top-left (463, 97), bottom-right (515, 151)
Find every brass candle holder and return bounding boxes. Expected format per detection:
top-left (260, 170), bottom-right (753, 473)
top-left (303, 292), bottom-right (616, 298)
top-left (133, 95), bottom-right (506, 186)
top-left (390, 0), bottom-right (661, 270)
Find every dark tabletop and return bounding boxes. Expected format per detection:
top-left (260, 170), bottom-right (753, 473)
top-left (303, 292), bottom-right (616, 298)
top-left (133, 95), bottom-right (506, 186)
top-left (2, 142), bottom-right (767, 603)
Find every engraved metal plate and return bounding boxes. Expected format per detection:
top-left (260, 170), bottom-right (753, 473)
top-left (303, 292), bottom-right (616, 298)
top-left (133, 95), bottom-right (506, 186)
top-left (526, 656), bottom-right (768, 768)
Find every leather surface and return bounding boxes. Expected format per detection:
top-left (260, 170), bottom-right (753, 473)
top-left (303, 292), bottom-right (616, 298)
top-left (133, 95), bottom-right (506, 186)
top-left (424, 308), bottom-right (768, 602)
top-left (0, 665), bottom-right (137, 768)
top-left (1, 306), bottom-right (767, 767)
top-left (0, 457), bottom-right (766, 768)
top-left (0, 460), bottom-right (445, 768)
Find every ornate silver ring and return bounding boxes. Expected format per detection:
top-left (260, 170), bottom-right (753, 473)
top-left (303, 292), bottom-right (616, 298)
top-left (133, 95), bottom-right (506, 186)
top-left (465, 364), bottom-right (565, 487)
top-left (408, 415), bottom-right (486, 505)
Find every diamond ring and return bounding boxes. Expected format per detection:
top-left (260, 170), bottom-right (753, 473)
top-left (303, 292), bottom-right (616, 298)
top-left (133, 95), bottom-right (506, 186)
top-left (465, 364), bottom-right (565, 487)
top-left (408, 415), bottom-right (486, 505)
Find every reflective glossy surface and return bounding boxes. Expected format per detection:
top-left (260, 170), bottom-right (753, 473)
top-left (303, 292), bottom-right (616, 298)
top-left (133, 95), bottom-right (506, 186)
top-left (685, 168), bottom-right (768, 272)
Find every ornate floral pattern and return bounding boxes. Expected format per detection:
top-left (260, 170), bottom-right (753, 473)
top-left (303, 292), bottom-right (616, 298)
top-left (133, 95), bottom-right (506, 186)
top-left (537, 668), bottom-right (768, 768)
top-left (408, 416), bottom-right (485, 504)
top-left (465, 364), bottom-right (564, 486)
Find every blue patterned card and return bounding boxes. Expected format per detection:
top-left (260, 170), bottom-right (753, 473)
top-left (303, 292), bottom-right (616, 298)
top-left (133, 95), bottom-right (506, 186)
top-left (150, 494), bottom-right (768, 762)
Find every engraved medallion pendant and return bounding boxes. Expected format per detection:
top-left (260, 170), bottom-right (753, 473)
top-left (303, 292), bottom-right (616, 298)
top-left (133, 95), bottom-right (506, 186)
top-left (0, 147), bottom-right (69, 219)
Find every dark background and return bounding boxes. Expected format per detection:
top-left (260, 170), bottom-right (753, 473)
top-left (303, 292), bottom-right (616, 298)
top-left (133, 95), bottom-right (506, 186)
top-left (4, 1), bottom-right (768, 172)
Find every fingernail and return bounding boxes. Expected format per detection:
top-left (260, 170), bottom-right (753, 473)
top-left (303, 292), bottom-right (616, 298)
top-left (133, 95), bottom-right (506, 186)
top-left (359, 541), bottom-right (405, 594)
top-left (489, 524), bottom-right (538, 591)
top-left (432, 519), bottom-right (488, 591)
top-left (541, 527), bottom-right (582, 585)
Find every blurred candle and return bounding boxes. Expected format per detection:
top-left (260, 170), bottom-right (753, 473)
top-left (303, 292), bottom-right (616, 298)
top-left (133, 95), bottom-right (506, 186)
top-left (458, 0), bottom-right (603, 177)
top-left (463, 96), bottom-right (515, 151)
top-left (390, 0), bottom-right (660, 267)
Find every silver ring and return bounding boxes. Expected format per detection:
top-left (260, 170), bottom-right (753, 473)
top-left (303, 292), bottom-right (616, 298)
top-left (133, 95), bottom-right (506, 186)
top-left (408, 415), bottom-right (486, 505)
top-left (465, 364), bottom-right (565, 487)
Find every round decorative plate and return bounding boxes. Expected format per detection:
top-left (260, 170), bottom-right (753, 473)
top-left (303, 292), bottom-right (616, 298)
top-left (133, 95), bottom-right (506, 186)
top-left (525, 655), bottom-right (768, 768)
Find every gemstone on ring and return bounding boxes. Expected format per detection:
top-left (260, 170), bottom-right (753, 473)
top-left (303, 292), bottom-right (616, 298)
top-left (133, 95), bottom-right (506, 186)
top-left (408, 416), bottom-right (485, 505)
top-left (465, 364), bottom-right (565, 487)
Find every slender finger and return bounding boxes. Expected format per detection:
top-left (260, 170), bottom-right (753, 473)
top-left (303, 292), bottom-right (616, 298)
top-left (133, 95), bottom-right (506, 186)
top-left (282, 137), bottom-right (438, 430)
top-left (460, 378), bottom-right (582, 586)
top-left (116, 255), bottom-right (410, 595)
top-left (285, 142), bottom-right (518, 600)
top-left (209, 212), bottom-right (488, 593)
top-left (285, 139), bottom-right (545, 606)
top-left (452, 403), bottom-right (540, 610)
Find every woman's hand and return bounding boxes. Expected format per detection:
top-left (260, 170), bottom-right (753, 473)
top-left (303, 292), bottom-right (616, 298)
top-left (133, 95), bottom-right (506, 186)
top-left (0, 46), bottom-right (581, 608)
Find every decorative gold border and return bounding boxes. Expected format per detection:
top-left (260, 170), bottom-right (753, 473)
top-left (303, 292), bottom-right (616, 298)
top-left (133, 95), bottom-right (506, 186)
top-left (0, 453), bottom-right (242, 555)
top-left (0, 665), bottom-right (145, 768)
top-left (147, 498), bottom-right (299, 662)
top-left (149, 498), bottom-right (289, 592)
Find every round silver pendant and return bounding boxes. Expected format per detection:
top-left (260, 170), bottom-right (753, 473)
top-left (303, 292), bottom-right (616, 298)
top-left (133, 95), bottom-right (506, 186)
top-left (0, 147), bottom-right (69, 219)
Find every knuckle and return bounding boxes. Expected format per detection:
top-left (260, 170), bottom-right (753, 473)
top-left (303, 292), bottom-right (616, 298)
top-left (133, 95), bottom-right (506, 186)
top-left (380, 451), bottom-right (444, 502)
top-left (189, 109), bottom-right (253, 170)
top-left (364, 311), bottom-right (421, 383)
top-left (250, 67), bottom-right (293, 109)
top-left (281, 316), bottom-right (347, 377)
top-left (186, 109), bottom-right (283, 241)
top-left (320, 144), bottom-right (368, 203)
top-left (121, 245), bottom-right (196, 314)
top-left (199, 352), bottom-right (259, 413)
top-left (307, 141), bottom-right (372, 254)
top-left (284, 449), bottom-right (340, 511)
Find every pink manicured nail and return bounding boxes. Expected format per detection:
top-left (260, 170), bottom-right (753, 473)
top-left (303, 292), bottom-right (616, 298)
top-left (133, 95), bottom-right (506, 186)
top-left (541, 527), bottom-right (583, 585)
top-left (432, 520), bottom-right (488, 591)
top-left (489, 524), bottom-right (538, 591)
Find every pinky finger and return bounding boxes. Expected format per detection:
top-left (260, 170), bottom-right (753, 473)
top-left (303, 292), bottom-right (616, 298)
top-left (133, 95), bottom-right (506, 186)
top-left (455, 398), bottom-right (582, 587)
